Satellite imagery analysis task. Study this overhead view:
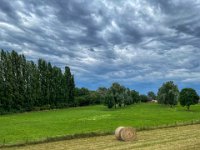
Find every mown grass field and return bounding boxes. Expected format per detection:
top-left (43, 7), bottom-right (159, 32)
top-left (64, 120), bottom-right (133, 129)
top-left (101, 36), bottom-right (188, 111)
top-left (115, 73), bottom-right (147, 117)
top-left (0, 103), bottom-right (200, 146)
top-left (4, 124), bottom-right (200, 150)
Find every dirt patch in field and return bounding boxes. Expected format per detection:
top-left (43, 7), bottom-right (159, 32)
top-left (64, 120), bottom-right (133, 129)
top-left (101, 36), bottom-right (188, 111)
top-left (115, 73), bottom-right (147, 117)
top-left (3, 124), bottom-right (200, 150)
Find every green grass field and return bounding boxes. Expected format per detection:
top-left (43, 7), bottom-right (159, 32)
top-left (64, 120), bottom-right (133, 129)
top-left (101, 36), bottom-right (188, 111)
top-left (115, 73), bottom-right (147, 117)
top-left (4, 124), bottom-right (200, 150)
top-left (1, 103), bottom-right (200, 146)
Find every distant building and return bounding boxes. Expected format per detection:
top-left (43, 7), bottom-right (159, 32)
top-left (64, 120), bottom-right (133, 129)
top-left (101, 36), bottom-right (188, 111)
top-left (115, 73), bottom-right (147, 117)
top-left (151, 100), bottom-right (158, 103)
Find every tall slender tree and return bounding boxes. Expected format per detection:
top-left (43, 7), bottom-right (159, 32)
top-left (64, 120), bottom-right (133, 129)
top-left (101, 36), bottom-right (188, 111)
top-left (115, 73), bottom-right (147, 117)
top-left (63, 66), bottom-right (75, 106)
top-left (0, 50), bottom-right (76, 113)
top-left (0, 50), bottom-right (4, 111)
top-left (38, 59), bottom-right (48, 105)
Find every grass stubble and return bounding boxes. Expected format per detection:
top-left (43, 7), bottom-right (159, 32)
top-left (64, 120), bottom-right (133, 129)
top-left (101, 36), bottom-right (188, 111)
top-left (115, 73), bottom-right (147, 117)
top-left (2, 124), bottom-right (200, 150)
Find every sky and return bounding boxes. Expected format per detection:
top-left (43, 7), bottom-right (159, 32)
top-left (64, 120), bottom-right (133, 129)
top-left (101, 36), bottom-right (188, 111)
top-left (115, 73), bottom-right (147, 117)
top-left (0, 0), bottom-right (200, 94)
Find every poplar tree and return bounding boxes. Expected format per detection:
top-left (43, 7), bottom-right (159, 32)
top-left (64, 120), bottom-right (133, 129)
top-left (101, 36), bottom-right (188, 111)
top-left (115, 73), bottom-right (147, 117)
top-left (63, 66), bottom-right (75, 106)
top-left (0, 50), bottom-right (75, 113)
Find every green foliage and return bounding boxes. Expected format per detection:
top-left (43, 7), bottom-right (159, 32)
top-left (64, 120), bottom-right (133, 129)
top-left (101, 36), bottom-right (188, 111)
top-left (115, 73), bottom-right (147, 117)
top-left (2, 50), bottom-right (199, 115)
top-left (63, 66), bottom-right (75, 106)
top-left (75, 87), bottom-right (90, 96)
top-left (123, 88), bottom-right (133, 105)
top-left (97, 87), bottom-right (108, 104)
top-left (147, 91), bottom-right (156, 100)
top-left (102, 83), bottom-right (140, 108)
top-left (89, 91), bottom-right (101, 104)
top-left (140, 94), bottom-right (148, 102)
top-left (0, 50), bottom-right (75, 114)
top-left (130, 90), bottom-right (140, 103)
top-left (75, 96), bottom-right (91, 106)
top-left (179, 88), bottom-right (199, 110)
top-left (74, 88), bottom-right (101, 106)
top-left (110, 82), bottom-right (124, 108)
top-left (1, 103), bottom-right (200, 145)
top-left (157, 81), bottom-right (179, 107)
top-left (105, 93), bottom-right (114, 108)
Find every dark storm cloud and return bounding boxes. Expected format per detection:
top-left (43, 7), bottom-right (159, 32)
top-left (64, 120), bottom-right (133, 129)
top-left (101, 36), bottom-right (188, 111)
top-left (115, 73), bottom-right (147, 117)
top-left (0, 0), bottom-right (18, 21)
top-left (1, 0), bottom-right (200, 92)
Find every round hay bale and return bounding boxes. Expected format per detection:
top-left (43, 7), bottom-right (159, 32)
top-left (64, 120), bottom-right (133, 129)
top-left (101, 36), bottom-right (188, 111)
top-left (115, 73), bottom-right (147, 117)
top-left (120, 127), bottom-right (136, 141)
top-left (115, 126), bottom-right (124, 140)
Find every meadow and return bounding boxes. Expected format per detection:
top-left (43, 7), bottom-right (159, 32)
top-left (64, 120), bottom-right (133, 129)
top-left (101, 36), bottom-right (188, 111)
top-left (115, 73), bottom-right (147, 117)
top-left (1, 103), bottom-right (200, 146)
top-left (4, 124), bottom-right (200, 150)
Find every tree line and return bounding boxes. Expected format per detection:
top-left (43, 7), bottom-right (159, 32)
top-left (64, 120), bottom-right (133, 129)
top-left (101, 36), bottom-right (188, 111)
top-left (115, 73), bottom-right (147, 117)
top-left (157, 81), bottom-right (199, 110)
top-left (0, 50), bottom-right (199, 114)
top-left (0, 50), bottom-right (151, 114)
top-left (100, 83), bottom-right (140, 108)
top-left (102, 81), bottom-right (199, 110)
top-left (0, 50), bottom-right (75, 114)
top-left (97, 83), bottom-right (157, 108)
top-left (74, 83), bottom-right (157, 109)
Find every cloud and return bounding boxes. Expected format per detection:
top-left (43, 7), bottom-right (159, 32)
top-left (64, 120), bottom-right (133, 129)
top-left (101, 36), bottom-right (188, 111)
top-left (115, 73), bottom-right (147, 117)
top-left (0, 0), bottom-right (200, 93)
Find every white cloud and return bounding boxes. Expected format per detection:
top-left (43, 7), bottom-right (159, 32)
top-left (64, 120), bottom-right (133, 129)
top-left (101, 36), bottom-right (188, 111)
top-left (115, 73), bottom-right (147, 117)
top-left (0, 0), bottom-right (200, 92)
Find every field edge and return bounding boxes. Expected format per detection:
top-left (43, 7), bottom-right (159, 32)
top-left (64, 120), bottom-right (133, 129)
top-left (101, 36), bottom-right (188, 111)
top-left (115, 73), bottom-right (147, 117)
top-left (1, 120), bottom-right (200, 149)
